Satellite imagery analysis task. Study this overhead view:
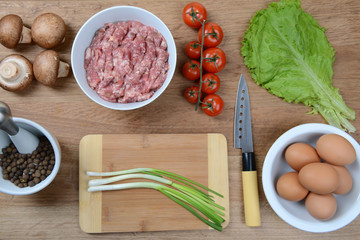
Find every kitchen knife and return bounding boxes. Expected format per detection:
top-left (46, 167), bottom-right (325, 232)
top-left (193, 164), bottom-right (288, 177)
top-left (234, 74), bottom-right (261, 226)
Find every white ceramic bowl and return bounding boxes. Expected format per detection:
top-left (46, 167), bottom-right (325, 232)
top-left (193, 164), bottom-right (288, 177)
top-left (262, 123), bottom-right (360, 233)
top-left (71, 6), bottom-right (177, 110)
top-left (0, 117), bottom-right (61, 195)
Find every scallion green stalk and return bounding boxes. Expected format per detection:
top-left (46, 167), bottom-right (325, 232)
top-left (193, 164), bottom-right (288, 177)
top-left (88, 181), bottom-right (224, 231)
top-left (87, 168), bottom-right (225, 231)
top-left (89, 173), bottom-right (224, 212)
top-left (87, 168), bottom-right (223, 197)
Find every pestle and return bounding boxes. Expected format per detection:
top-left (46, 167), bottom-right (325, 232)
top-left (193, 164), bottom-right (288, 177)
top-left (0, 102), bottom-right (39, 154)
top-left (0, 129), bottom-right (11, 150)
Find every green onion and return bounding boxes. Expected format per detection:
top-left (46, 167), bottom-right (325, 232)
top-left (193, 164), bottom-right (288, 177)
top-left (87, 168), bottom-right (223, 197)
top-left (87, 168), bottom-right (225, 231)
top-left (88, 173), bottom-right (172, 186)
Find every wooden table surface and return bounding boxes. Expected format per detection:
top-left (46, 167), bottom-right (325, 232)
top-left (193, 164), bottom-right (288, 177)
top-left (0, 0), bottom-right (359, 239)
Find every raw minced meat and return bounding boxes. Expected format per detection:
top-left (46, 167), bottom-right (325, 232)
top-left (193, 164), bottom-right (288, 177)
top-left (84, 21), bottom-right (169, 103)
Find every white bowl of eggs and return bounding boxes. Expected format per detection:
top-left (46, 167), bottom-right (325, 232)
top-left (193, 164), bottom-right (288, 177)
top-left (262, 123), bottom-right (360, 233)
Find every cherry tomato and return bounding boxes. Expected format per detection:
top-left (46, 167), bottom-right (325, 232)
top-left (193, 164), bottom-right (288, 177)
top-left (182, 2), bottom-right (207, 28)
top-left (203, 47), bottom-right (226, 73)
top-left (199, 22), bottom-right (223, 48)
top-left (202, 94), bottom-right (224, 117)
top-left (184, 86), bottom-right (200, 104)
top-left (182, 60), bottom-right (201, 81)
top-left (185, 41), bottom-right (201, 59)
top-left (201, 73), bottom-right (220, 94)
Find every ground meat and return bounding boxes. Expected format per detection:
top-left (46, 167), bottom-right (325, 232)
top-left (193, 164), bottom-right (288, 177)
top-left (84, 21), bottom-right (169, 103)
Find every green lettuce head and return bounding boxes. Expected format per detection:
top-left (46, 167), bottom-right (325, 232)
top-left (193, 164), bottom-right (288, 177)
top-left (241, 0), bottom-right (355, 132)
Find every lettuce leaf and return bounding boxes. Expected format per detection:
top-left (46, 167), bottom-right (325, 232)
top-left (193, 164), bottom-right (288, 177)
top-left (241, 0), bottom-right (356, 132)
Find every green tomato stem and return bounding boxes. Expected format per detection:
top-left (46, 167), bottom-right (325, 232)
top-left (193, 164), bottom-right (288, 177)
top-left (195, 19), bottom-right (206, 111)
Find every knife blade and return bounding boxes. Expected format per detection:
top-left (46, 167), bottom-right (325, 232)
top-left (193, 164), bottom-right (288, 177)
top-left (234, 74), bottom-right (261, 226)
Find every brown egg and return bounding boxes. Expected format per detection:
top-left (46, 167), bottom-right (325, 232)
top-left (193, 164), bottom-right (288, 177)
top-left (330, 165), bottom-right (353, 195)
top-left (298, 162), bottom-right (339, 194)
top-left (305, 192), bottom-right (337, 220)
top-left (276, 172), bottom-right (309, 201)
top-left (316, 134), bottom-right (356, 166)
top-left (285, 143), bottom-right (320, 171)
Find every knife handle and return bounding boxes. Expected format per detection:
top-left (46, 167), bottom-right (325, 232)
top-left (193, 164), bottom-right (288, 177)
top-left (242, 152), bottom-right (261, 226)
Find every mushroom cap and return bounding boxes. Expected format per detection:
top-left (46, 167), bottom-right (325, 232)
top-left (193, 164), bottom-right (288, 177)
top-left (0, 14), bottom-right (23, 49)
top-left (33, 50), bottom-right (60, 86)
top-left (31, 13), bottom-right (66, 49)
top-left (0, 54), bottom-right (33, 91)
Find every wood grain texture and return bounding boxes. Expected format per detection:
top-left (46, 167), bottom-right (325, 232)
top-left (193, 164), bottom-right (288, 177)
top-left (208, 133), bottom-right (229, 228)
top-left (79, 134), bottom-right (229, 233)
top-left (79, 135), bottom-right (103, 233)
top-left (0, 0), bottom-right (359, 239)
top-left (101, 134), bottom-right (209, 232)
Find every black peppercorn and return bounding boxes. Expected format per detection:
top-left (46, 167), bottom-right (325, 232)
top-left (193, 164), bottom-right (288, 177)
top-left (0, 137), bottom-right (55, 188)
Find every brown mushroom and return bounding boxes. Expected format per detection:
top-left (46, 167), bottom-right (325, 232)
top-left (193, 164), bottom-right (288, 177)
top-left (33, 50), bottom-right (70, 86)
top-left (31, 13), bottom-right (66, 49)
top-left (0, 14), bottom-right (32, 49)
top-left (0, 54), bottom-right (33, 91)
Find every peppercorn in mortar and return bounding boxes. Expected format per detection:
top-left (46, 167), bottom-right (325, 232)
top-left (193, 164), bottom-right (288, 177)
top-left (0, 137), bottom-right (55, 188)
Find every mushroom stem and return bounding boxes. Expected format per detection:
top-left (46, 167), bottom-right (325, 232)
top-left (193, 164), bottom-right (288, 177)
top-left (58, 61), bottom-right (70, 78)
top-left (0, 62), bottom-right (19, 80)
top-left (19, 26), bottom-right (32, 44)
top-left (0, 54), bottom-right (33, 91)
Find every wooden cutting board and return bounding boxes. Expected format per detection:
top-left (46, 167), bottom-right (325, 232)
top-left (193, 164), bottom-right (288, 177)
top-left (79, 134), bottom-right (229, 233)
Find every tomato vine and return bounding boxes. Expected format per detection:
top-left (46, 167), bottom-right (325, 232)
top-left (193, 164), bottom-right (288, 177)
top-left (195, 18), bottom-right (206, 111)
top-left (183, 2), bottom-right (225, 116)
